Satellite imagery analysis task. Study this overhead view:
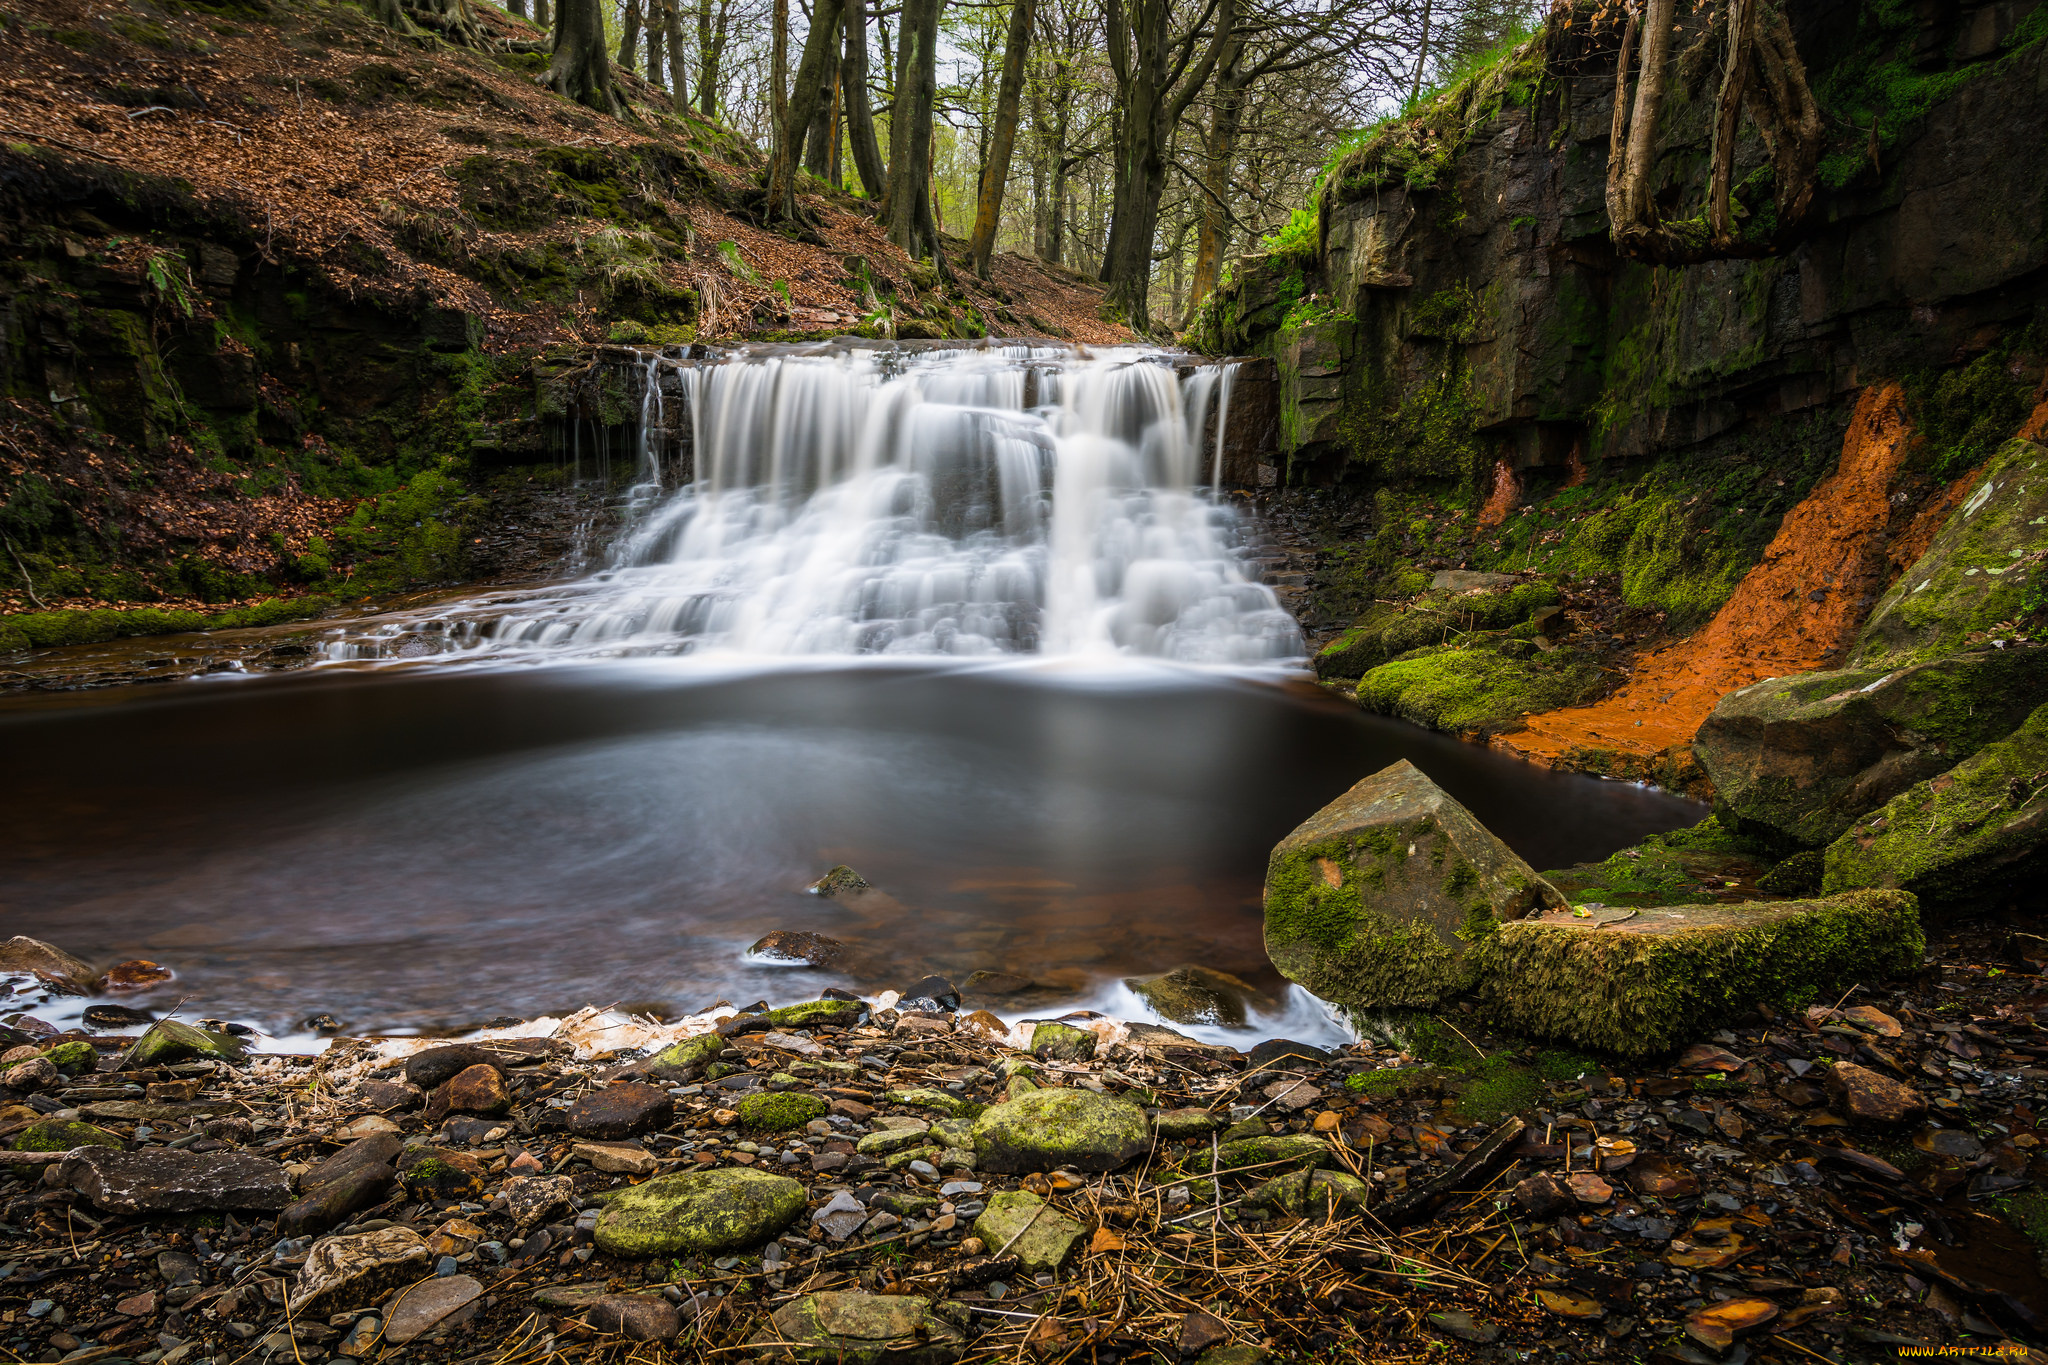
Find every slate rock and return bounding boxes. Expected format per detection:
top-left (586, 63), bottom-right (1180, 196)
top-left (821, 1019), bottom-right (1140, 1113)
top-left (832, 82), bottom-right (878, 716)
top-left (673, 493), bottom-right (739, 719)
top-left (290, 1227), bottom-right (432, 1316)
top-left (1179, 1311), bottom-right (1232, 1355)
top-left (568, 1082), bottom-right (674, 1139)
top-left (592, 1168), bottom-right (806, 1257)
top-left (588, 1294), bottom-right (681, 1341)
top-left (971, 1088), bottom-right (1148, 1174)
top-left (355, 1079), bottom-right (424, 1112)
top-left (971, 1191), bottom-right (1083, 1274)
top-left (278, 1163), bottom-right (397, 1238)
top-left (1824, 1061), bottom-right (1929, 1125)
top-left (383, 1273), bottom-right (482, 1344)
top-left (750, 1291), bottom-right (966, 1364)
top-left (63, 1146), bottom-right (290, 1214)
top-left (574, 1141), bottom-right (659, 1175)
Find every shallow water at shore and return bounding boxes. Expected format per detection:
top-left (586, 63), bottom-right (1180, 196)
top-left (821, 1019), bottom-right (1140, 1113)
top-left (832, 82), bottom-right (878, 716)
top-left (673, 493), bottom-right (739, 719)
top-left (0, 658), bottom-right (1702, 1042)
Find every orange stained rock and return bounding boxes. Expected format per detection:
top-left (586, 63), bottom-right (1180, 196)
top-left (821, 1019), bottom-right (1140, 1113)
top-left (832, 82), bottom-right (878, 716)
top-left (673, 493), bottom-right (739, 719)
top-left (1499, 383), bottom-right (1920, 770)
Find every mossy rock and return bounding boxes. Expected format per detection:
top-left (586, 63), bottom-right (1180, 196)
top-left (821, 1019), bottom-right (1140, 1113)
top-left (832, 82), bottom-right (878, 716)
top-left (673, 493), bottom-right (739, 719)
top-left (121, 1019), bottom-right (246, 1068)
top-left (749, 1291), bottom-right (966, 1364)
top-left (40, 1041), bottom-right (99, 1076)
top-left (1469, 890), bottom-right (1925, 1058)
top-left (1853, 438), bottom-right (2048, 666)
top-left (396, 1147), bottom-right (487, 1202)
top-left (1246, 1168), bottom-right (1369, 1216)
top-left (1199, 1133), bottom-right (1332, 1173)
top-left (882, 1088), bottom-right (977, 1118)
top-left (761, 999), bottom-right (867, 1030)
top-left (971, 1191), bottom-right (1083, 1273)
top-left (1264, 759), bottom-right (1566, 1011)
top-left (1355, 644), bottom-right (1605, 735)
top-left (1823, 699), bottom-right (2048, 908)
top-left (1121, 965), bottom-right (1263, 1028)
top-left (1695, 645), bottom-right (2048, 846)
top-left (971, 1088), bottom-right (1148, 1175)
top-left (1313, 583), bottom-right (1564, 683)
top-left (735, 1091), bottom-right (826, 1132)
top-left (645, 1031), bottom-right (725, 1080)
top-left (592, 1168), bottom-right (805, 1257)
top-left (1029, 1022), bottom-right (1095, 1062)
top-left (10, 1118), bottom-right (124, 1176)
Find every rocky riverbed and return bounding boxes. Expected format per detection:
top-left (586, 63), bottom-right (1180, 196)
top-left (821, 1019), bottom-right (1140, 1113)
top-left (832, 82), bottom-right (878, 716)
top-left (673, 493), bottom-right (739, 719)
top-left (4, 926), bottom-right (2047, 1365)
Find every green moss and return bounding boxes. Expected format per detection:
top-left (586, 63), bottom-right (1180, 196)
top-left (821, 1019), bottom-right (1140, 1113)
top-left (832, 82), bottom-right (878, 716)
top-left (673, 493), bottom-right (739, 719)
top-left (1997, 1190), bottom-right (2048, 1273)
top-left (735, 1092), bottom-right (826, 1132)
top-left (10, 1119), bottom-right (123, 1154)
top-left (0, 594), bottom-right (335, 654)
top-left (760, 999), bottom-right (866, 1029)
top-left (1902, 343), bottom-right (2039, 481)
top-left (39, 1041), bottom-right (98, 1076)
top-left (1355, 645), bottom-right (1604, 734)
top-left (647, 1032), bottom-right (726, 1077)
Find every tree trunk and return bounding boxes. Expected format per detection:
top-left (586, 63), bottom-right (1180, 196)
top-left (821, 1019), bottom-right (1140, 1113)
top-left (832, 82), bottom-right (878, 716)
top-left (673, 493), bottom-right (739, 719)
top-left (1707, 0), bottom-right (1754, 242)
top-left (968, 0), bottom-right (1034, 278)
top-left (772, 0), bottom-right (789, 125)
top-left (1183, 34), bottom-right (1243, 324)
top-left (842, 0), bottom-right (888, 200)
top-left (696, 0), bottom-right (726, 116)
top-left (885, 0), bottom-right (943, 262)
top-left (1408, 0), bottom-right (1432, 102)
top-left (663, 0), bottom-right (687, 108)
top-left (508, 0), bottom-right (527, 21)
top-left (550, 0), bottom-right (619, 114)
top-left (535, 0), bottom-right (550, 32)
top-left (804, 16), bottom-right (842, 178)
top-left (618, 0), bottom-right (641, 73)
top-left (765, 0), bottom-right (848, 220)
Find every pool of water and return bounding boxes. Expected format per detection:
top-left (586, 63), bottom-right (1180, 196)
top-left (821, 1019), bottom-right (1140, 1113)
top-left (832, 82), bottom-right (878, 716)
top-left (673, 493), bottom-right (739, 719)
top-left (0, 657), bottom-right (1702, 1045)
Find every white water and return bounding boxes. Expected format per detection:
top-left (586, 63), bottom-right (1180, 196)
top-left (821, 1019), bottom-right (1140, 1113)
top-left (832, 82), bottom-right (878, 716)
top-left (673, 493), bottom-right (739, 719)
top-left (325, 343), bottom-right (1299, 666)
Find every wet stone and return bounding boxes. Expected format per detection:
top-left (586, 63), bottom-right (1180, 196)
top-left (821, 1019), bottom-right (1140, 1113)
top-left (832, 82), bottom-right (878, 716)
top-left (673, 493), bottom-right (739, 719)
top-left (747, 930), bottom-right (846, 966)
top-left (568, 1082), bottom-right (674, 1139)
top-left (588, 1294), bottom-right (681, 1341)
top-left (442, 1064), bottom-right (511, 1115)
top-left (63, 1146), bottom-right (291, 1214)
top-left (384, 1273), bottom-right (482, 1344)
top-left (404, 1046), bottom-right (502, 1091)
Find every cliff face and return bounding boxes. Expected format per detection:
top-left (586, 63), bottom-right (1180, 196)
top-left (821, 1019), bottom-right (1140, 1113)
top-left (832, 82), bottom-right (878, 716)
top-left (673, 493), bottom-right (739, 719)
top-left (1205, 0), bottom-right (2048, 490)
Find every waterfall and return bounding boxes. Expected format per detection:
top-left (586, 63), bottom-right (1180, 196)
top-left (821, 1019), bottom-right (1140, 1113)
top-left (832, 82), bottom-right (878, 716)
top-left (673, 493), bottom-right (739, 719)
top-left (329, 342), bottom-right (1301, 666)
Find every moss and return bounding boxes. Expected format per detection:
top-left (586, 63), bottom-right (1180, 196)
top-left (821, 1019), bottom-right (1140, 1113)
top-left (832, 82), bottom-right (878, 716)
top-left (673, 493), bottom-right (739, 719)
top-left (1355, 645), bottom-right (1605, 735)
top-left (1902, 344), bottom-right (2040, 481)
top-left (1997, 1190), bottom-right (2048, 1273)
top-left (1470, 890), bottom-right (1925, 1058)
top-left (593, 1168), bottom-right (806, 1257)
top-left (760, 999), bottom-right (866, 1029)
top-left (10, 1119), bottom-right (123, 1154)
top-left (39, 1041), bottom-right (98, 1076)
top-left (0, 594), bottom-right (335, 654)
top-left (646, 1031), bottom-right (726, 1077)
top-left (1265, 843), bottom-right (1472, 1006)
top-left (735, 1092), bottom-right (826, 1132)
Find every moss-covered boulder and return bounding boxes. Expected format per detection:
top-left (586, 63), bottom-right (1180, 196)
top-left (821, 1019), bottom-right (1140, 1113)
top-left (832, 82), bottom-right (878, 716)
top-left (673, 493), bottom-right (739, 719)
top-left (1122, 965), bottom-right (1263, 1027)
top-left (1469, 890), bottom-right (1924, 1057)
top-left (592, 1168), bottom-right (805, 1257)
top-left (40, 1040), bottom-right (99, 1076)
top-left (1694, 645), bottom-right (2048, 846)
top-left (1246, 1168), bottom-right (1370, 1216)
top-left (1355, 645), bottom-right (1605, 735)
top-left (971, 1088), bottom-right (1149, 1174)
top-left (761, 999), bottom-right (868, 1030)
top-left (1823, 699), bottom-right (2047, 907)
top-left (1264, 759), bottom-right (1566, 1010)
top-left (120, 1019), bottom-right (247, 1068)
top-left (645, 1031), bottom-right (725, 1080)
top-left (748, 1291), bottom-right (966, 1364)
top-left (736, 1091), bottom-right (826, 1131)
top-left (1853, 438), bottom-right (2048, 666)
top-left (971, 1191), bottom-right (1083, 1273)
top-left (1313, 581), bottom-right (1564, 683)
top-left (10, 1118), bottom-right (124, 1177)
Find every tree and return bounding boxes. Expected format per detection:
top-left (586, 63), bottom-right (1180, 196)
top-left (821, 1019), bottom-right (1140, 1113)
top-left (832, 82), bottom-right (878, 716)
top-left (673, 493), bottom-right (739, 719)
top-left (1182, 28), bottom-right (1243, 324)
top-left (361, 0), bottom-right (493, 46)
top-left (663, 0), bottom-right (690, 111)
top-left (618, 0), bottom-right (642, 72)
top-left (1605, 0), bottom-right (1821, 263)
top-left (842, 0), bottom-right (889, 197)
top-left (696, 0), bottom-right (734, 117)
top-left (1099, 0), bottom-right (1237, 330)
top-left (967, 0), bottom-right (1034, 278)
top-left (885, 0), bottom-right (945, 262)
top-left (765, 0), bottom-right (849, 220)
top-left (550, 0), bottom-right (620, 113)
top-left (803, 12), bottom-right (844, 180)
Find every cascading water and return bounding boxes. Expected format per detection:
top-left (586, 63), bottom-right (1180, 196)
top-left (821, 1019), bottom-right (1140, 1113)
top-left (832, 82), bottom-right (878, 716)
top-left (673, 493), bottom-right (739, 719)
top-left (327, 341), bottom-right (1300, 665)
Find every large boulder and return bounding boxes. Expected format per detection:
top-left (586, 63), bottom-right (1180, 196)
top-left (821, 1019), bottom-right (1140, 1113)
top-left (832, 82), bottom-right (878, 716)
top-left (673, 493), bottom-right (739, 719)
top-left (971, 1088), bottom-right (1149, 1174)
top-left (592, 1168), bottom-right (805, 1257)
top-left (1469, 890), bottom-right (1924, 1057)
top-left (1263, 759), bottom-right (1565, 1009)
top-left (1694, 646), bottom-right (2048, 847)
top-left (1853, 437), bottom-right (2048, 666)
top-left (1824, 699), bottom-right (2047, 906)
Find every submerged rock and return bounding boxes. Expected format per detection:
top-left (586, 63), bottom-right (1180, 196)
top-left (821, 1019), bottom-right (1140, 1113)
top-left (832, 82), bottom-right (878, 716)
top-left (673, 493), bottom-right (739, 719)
top-left (971, 1087), bottom-right (1148, 1174)
top-left (1263, 759), bottom-right (1565, 1010)
top-left (747, 931), bottom-right (846, 966)
top-left (592, 1167), bottom-right (806, 1256)
top-left (0, 936), bottom-right (97, 991)
top-left (1470, 890), bottom-right (1924, 1057)
top-left (95, 959), bottom-right (173, 993)
top-left (1122, 965), bottom-right (1262, 1027)
top-left (807, 865), bottom-right (871, 897)
top-left (1824, 699), bottom-right (2047, 906)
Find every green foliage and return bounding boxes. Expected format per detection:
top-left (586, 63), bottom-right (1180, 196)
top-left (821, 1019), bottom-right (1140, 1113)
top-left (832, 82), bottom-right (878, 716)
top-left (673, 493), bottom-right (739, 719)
top-left (1259, 206), bottom-right (1319, 262)
top-left (0, 595), bottom-right (334, 655)
top-left (1902, 340), bottom-right (2039, 480)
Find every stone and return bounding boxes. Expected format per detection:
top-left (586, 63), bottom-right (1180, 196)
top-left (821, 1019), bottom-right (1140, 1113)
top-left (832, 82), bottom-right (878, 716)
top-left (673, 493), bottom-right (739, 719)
top-left (812, 1190), bottom-right (869, 1241)
top-left (278, 1135), bottom-right (401, 1237)
top-left (1263, 760), bottom-right (1566, 1010)
top-left (337, 1315), bottom-right (381, 1357)
top-left (1246, 1168), bottom-right (1369, 1216)
top-left (747, 931), bottom-right (846, 966)
top-left (63, 1147), bottom-right (290, 1214)
top-left (1121, 1023), bottom-right (1243, 1065)
top-left (963, 970), bottom-right (1034, 997)
top-left (331, 1114), bottom-right (403, 1142)
top-left (356, 1079), bottom-right (424, 1112)
top-left (1824, 699), bottom-right (2048, 908)
top-left (1153, 1108), bottom-right (1223, 1139)
top-left (1261, 1078), bottom-right (1322, 1112)
top-left (500, 1174), bottom-right (574, 1229)
top-left (96, 960), bottom-right (174, 993)
top-left (1202, 1134), bottom-right (1332, 1173)
top-left (1245, 1038), bottom-right (1329, 1072)
top-left (898, 975), bottom-right (960, 1012)
top-left (971, 1192), bottom-right (1084, 1274)
top-left (738, 1091), bottom-right (829, 1130)
top-left (1511, 1172), bottom-right (1575, 1217)
top-left (568, 1082), bottom-right (673, 1138)
top-left (1, 1057), bottom-right (58, 1091)
top-left (1696, 647), bottom-right (2048, 846)
top-left (383, 1274), bottom-right (482, 1344)
top-left (396, 1147), bottom-right (487, 1202)
top-left (1430, 569), bottom-right (1518, 593)
top-left (1122, 965), bottom-right (1263, 1027)
top-left (588, 1294), bottom-right (681, 1341)
top-left (955, 1010), bottom-right (1009, 1042)
top-left (644, 1032), bottom-right (726, 1080)
top-left (1566, 1172), bottom-right (1613, 1204)
top-left (39, 1040), bottom-right (97, 1075)
top-left (441, 1065), bottom-right (511, 1116)
top-left (290, 1228), bottom-right (432, 1317)
top-left (856, 1125), bottom-right (931, 1156)
top-left (1179, 1311), bottom-right (1232, 1355)
top-left (404, 1046), bottom-right (502, 1091)
top-left (808, 865), bottom-right (871, 897)
top-left (0, 937), bottom-right (97, 991)
top-left (592, 1167), bottom-right (805, 1257)
top-left (574, 1141), bottom-right (659, 1175)
top-left (1823, 1062), bottom-right (1929, 1125)
top-left (750, 1291), bottom-right (965, 1364)
top-left (1428, 1310), bottom-right (1500, 1345)
top-left (121, 1019), bottom-right (246, 1068)
top-left (1028, 1022), bottom-right (1096, 1061)
top-left (8, 1119), bottom-right (124, 1169)
top-left (1469, 891), bottom-right (1925, 1058)
top-left (972, 1088), bottom-right (1149, 1174)
top-left (82, 1004), bottom-right (155, 1029)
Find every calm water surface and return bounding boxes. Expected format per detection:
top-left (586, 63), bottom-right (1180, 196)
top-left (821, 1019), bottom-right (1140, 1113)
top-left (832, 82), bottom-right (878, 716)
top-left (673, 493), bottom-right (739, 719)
top-left (0, 659), bottom-right (1701, 1040)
